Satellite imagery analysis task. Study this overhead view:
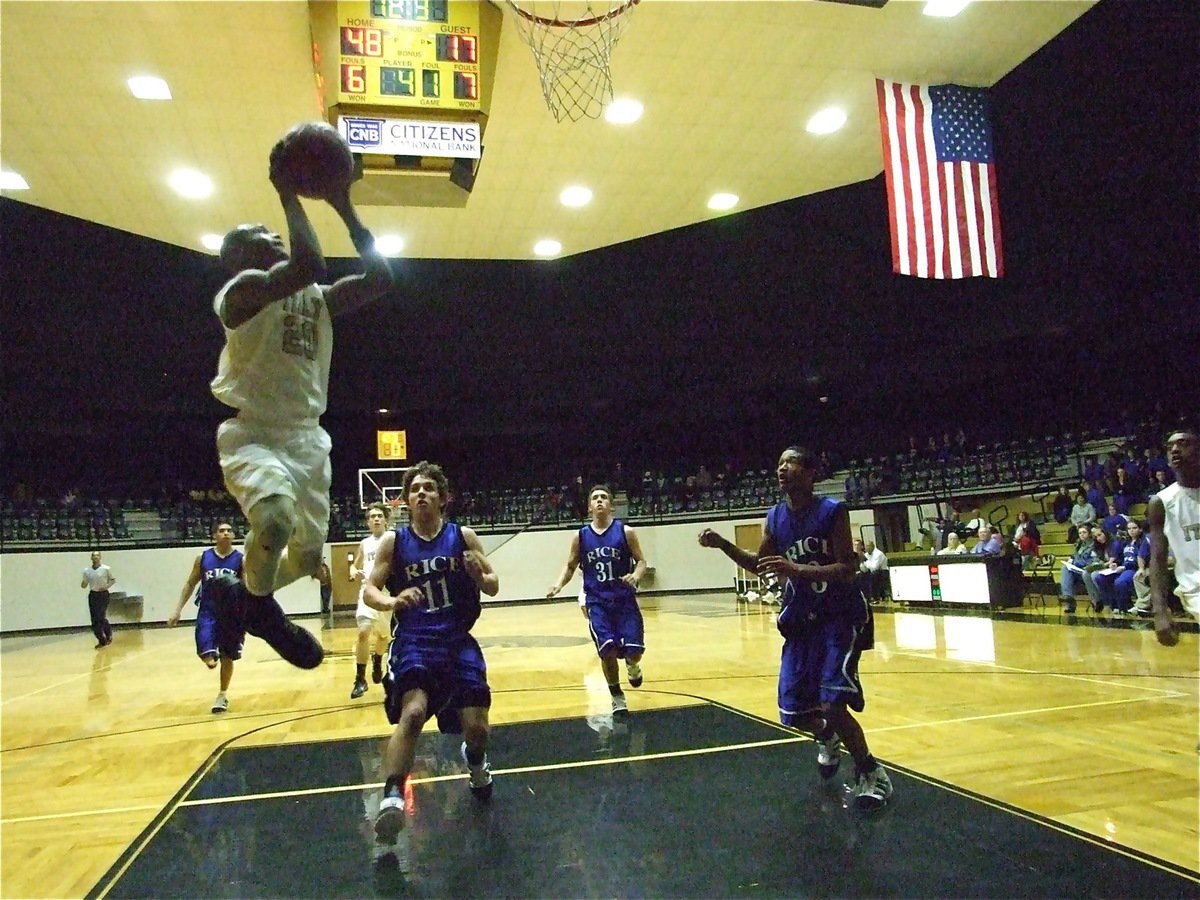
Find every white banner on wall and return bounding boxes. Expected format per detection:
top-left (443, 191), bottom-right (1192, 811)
top-left (338, 116), bottom-right (481, 159)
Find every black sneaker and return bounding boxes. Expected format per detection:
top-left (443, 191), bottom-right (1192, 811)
top-left (237, 583), bottom-right (324, 670)
top-left (371, 655), bottom-right (384, 684)
top-left (351, 679), bottom-right (369, 699)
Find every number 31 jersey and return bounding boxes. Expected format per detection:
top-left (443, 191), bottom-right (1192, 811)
top-left (579, 519), bottom-right (635, 605)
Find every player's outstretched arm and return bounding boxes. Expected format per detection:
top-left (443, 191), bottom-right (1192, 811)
top-left (547, 533), bottom-right (581, 597)
top-left (1146, 496), bottom-right (1179, 647)
top-left (622, 526), bottom-right (648, 589)
top-left (362, 532), bottom-right (400, 611)
top-left (322, 186), bottom-right (393, 318)
top-left (462, 527), bottom-right (499, 597)
top-left (698, 525), bottom-right (768, 572)
top-left (168, 556), bottom-right (203, 627)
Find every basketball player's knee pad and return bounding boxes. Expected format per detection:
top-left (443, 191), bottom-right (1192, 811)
top-left (248, 496), bottom-right (296, 550)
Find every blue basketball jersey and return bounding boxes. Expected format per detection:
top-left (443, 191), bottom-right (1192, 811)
top-left (196, 547), bottom-right (243, 605)
top-left (386, 522), bottom-right (481, 639)
top-left (579, 519), bottom-right (635, 604)
top-left (766, 496), bottom-right (859, 620)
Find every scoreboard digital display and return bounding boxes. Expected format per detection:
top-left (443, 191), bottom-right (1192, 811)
top-left (331, 0), bottom-right (484, 111)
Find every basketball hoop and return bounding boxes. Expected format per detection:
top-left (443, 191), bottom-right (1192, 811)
top-left (506, 0), bottom-right (640, 122)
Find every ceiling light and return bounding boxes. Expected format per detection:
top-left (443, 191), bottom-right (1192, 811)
top-left (168, 168), bottom-right (213, 199)
top-left (378, 408), bottom-right (389, 414)
top-left (707, 193), bottom-right (739, 211)
top-left (559, 185), bottom-right (593, 208)
top-left (201, 233), bottom-right (223, 251)
top-left (0, 171), bottom-right (30, 190)
top-left (806, 107), bottom-right (847, 134)
top-left (923, 0), bottom-right (970, 17)
top-left (374, 234), bottom-right (405, 255)
top-left (604, 97), bottom-right (643, 125)
top-left (533, 239), bottom-right (562, 257)
top-left (127, 75), bottom-right (172, 100)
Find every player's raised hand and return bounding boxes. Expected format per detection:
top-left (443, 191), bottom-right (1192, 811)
top-left (698, 528), bottom-right (722, 548)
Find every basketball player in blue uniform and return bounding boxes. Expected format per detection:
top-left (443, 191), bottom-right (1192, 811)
top-left (699, 446), bottom-right (893, 811)
top-left (547, 485), bottom-right (648, 715)
top-left (362, 462), bottom-right (499, 849)
top-left (168, 522), bottom-right (245, 713)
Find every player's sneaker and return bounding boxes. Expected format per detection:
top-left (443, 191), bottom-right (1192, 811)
top-left (626, 661), bottom-right (643, 688)
top-left (375, 795), bottom-right (405, 842)
top-left (460, 742), bottom-right (493, 801)
top-left (853, 765), bottom-right (893, 811)
top-left (351, 679), bottom-right (369, 699)
top-left (233, 581), bottom-right (324, 670)
top-left (211, 692), bottom-right (229, 714)
top-left (816, 734), bottom-right (842, 780)
top-left (611, 692), bottom-right (629, 716)
top-left (371, 654), bottom-right (384, 684)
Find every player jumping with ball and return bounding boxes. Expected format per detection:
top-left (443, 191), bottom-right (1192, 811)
top-left (208, 130), bottom-right (394, 669)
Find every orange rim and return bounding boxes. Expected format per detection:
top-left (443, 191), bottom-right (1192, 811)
top-left (507, 0), bottom-right (639, 28)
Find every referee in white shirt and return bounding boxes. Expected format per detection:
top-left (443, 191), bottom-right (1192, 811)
top-left (81, 551), bottom-right (115, 648)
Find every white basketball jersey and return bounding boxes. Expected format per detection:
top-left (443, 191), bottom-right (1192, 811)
top-left (210, 282), bottom-right (332, 424)
top-left (357, 532), bottom-right (387, 602)
top-left (1158, 482), bottom-right (1200, 614)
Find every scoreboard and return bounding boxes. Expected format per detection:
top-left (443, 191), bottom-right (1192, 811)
top-left (319, 0), bottom-right (489, 112)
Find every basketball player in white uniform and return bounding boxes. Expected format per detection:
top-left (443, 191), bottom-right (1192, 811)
top-left (1149, 428), bottom-right (1200, 646)
top-left (350, 503), bottom-right (393, 698)
top-left (209, 159), bottom-right (393, 669)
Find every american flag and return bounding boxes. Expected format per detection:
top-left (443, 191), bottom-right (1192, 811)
top-left (875, 79), bottom-right (1004, 279)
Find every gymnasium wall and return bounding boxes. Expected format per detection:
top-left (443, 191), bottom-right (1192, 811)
top-left (0, 516), bottom-right (771, 634)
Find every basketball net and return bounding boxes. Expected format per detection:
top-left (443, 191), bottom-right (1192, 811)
top-left (507, 0), bottom-right (639, 122)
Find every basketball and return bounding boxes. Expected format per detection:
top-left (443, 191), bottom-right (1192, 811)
top-left (269, 121), bottom-right (355, 200)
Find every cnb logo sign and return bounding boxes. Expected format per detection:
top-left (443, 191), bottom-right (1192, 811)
top-left (343, 117), bottom-right (383, 149)
top-left (377, 430), bottom-right (407, 461)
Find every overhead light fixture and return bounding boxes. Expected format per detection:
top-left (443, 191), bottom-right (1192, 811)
top-left (374, 234), bottom-right (405, 255)
top-left (604, 97), bottom-right (643, 125)
top-left (201, 233), bottom-right (223, 251)
top-left (923, 0), bottom-right (970, 17)
top-left (377, 408), bottom-right (389, 414)
top-left (806, 107), bottom-right (847, 134)
top-left (533, 239), bottom-right (562, 257)
top-left (127, 75), bottom-right (172, 100)
top-left (707, 193), bottom-right (739, 211)
top-left (0, 171), bottom-right (30, 190)
top-left (168, 168), bottom-right (213, 199)
top-left (559, 185), bottom-right (593, 208)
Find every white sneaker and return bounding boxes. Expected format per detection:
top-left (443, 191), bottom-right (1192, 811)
top-left (626, 661), bottom-right (643, 688)
top-left (460, 742), bottom-right (493, 800)
top-left (211, 693), bottom-right (229, 714)
top-left (853, 765), bottom-right (893, 811)
top-left (375, 794), bottom-right (405, 842)
top-left (816, 735), bottom-right (842, 779)
top-left (611, 692), bottom-right (628, 715)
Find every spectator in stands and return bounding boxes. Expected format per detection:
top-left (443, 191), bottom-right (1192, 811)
top-left (953, 428), bottom-right (969, 458)
top-left (1082, 455), bottom-right (1104, 487)
top-left (1052, 486), bottom-right (1073, 524)
top-left (80, 551), bottom-right (115, 648)
top-left (1112, 467), bottom-right (1142, 515)
top-left (857, 540), bottom-right (889, 602)
top-left (1086, 481), bottom-right (1110, 519)
top-left (938, 533), bottom-right (967, 555)
top-left (695, 465), bottom-right (713, 490)
top-left (1012, 510), bottom-right (1041, 568)
top-left (1092, 519), bottom-right (1149, 614)
top-left (1148, 469), bottom-right (1171, 496)
top-left (965, 507), bottom-right (988, 535)
top-left (970, 526), bottom-right (1003, 555)
top-left (1102, 510), bottom-right (1130, 541)
top-left (1081, 525), bottom-right (1113, 611)
top-left (1059, 524), bottom-right (1099, 614)
top-left (1068, 490), bottom-right (1096, 542)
